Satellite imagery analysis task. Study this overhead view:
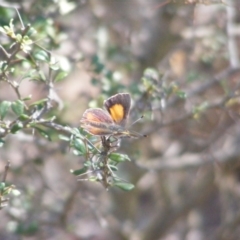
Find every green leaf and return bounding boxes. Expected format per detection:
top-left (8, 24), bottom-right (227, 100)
top-left (30, 98), bottom-right (48, 107)
top-left (34, 50), bottom-right (50, 62)
top-left (15, 221), bottom-right (39, 235)
top-left (18, 114), bottom-right (30, 121)
top-left (113, 181), bottom-right (135, 191)
top-left (0, 139), bottom-right (5, 147)
top-left (38, 71), bottom-right (46, 81)
top-left (16, 54), bottom-right (27, 61)
top-left (0, 101), bottom-right (11, 120)
top-left (49, 63), bottom-right (59, 71)
top-left (2, 185), bottom-right (15, 195)
top-left (72, 149), bottom-right (81, 156)
top-left (15, 33), bottom-right (22, 42)
top-left (72, 138), bottom-right (86, 155)
top-left (22, 69), bottom-right (37, 80)
top-left (22, 95), bottom-right (32, 101)
top-left (84, 161), bottom-right (92, 167)
top-left (0, 26), bottom-right (5, 34)
top-left (70, 166), bottom-right (88, 176)
top-left (109, 164), bottom-right (118, 171)
top-left (12, 189), bottom-right (21, 196)
top-left (54, 71), bottom-right (68, 82)
top-left (10, 122), bottom-right (24, 133)
top-left (58, 134), bottom-right (70, 141)
top-left (109, 153), bottom-right (131, 163)
top-left (142, 68), bottom-right (159, 83)
top-left (89, 176), bottom-right (98, 182)
top-left (0, 182), bottom-right (6, 190)
top-left (0, 61), bottom-right (8, 71)
top-left (28, 27), bottom-right (37, 36)
top-left (11, 100), bottom-right (25, 116)
top-left (34, 127), bottom-right (51, 140)
top-left (176, 90), bottom-right (187, 99)
top-left (22, 35), bottom-right (33, 45)
top-left (71, 127), bottom-right (81, 136)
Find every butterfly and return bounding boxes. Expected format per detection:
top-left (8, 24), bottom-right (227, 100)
top-left (80, 93), bottom-right (145, 138)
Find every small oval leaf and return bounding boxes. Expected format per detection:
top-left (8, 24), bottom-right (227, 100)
top-left (58, 134), bottom-right (70, 141)
top-left (0, 101), bottom-right (12, 120)
top-left (113, 181), bottom-right (135, 191)
top-left (11, 100), bottom-right (25, 116)
top-left (73, 138), bottom-right (86, 155)
top-left (34, 50), bottom-right (50, 62)
top-left (10, 122), bottom-right (24, 133)
top-left (30, 98), bottom-right (48, 107)
top-left (70, 166), bottom-right (88, 176)
top-left (54, 71), bottom-right (68, 82)
top-left (0, 182), bottom-right (6, 190)
top-left (18, 114), bottom-right (30, 121)
top-left (34, 127), bottom-right (51, 140)
top-left (0, 139), bottom-right (5, 147)
top-left (109, 153), bottom-right (131, 163)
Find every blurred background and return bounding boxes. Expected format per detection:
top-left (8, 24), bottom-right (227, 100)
top-left (1, 0), bottom-right (240, 239)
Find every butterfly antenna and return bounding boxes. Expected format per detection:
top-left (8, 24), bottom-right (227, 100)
top-left (129, 115), bottom-right (148, 138)
top-left (130, 115), bottom-right (144, 127)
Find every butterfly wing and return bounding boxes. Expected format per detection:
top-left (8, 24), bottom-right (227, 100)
top-left (104, 93), bottom-right (131, 126)
top-left (80, 108), bottom-right (115, 135)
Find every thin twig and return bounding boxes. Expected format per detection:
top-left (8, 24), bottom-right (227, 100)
top-left (15, 8), bottom-right (24, 29)
top-left (1, 161), bottom-right (10, 183)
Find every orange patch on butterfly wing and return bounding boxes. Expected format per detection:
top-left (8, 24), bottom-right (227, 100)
top-left (108, 104), bottom-right (125, 124)
top-left (81, 108), bottom-right (113, 124)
